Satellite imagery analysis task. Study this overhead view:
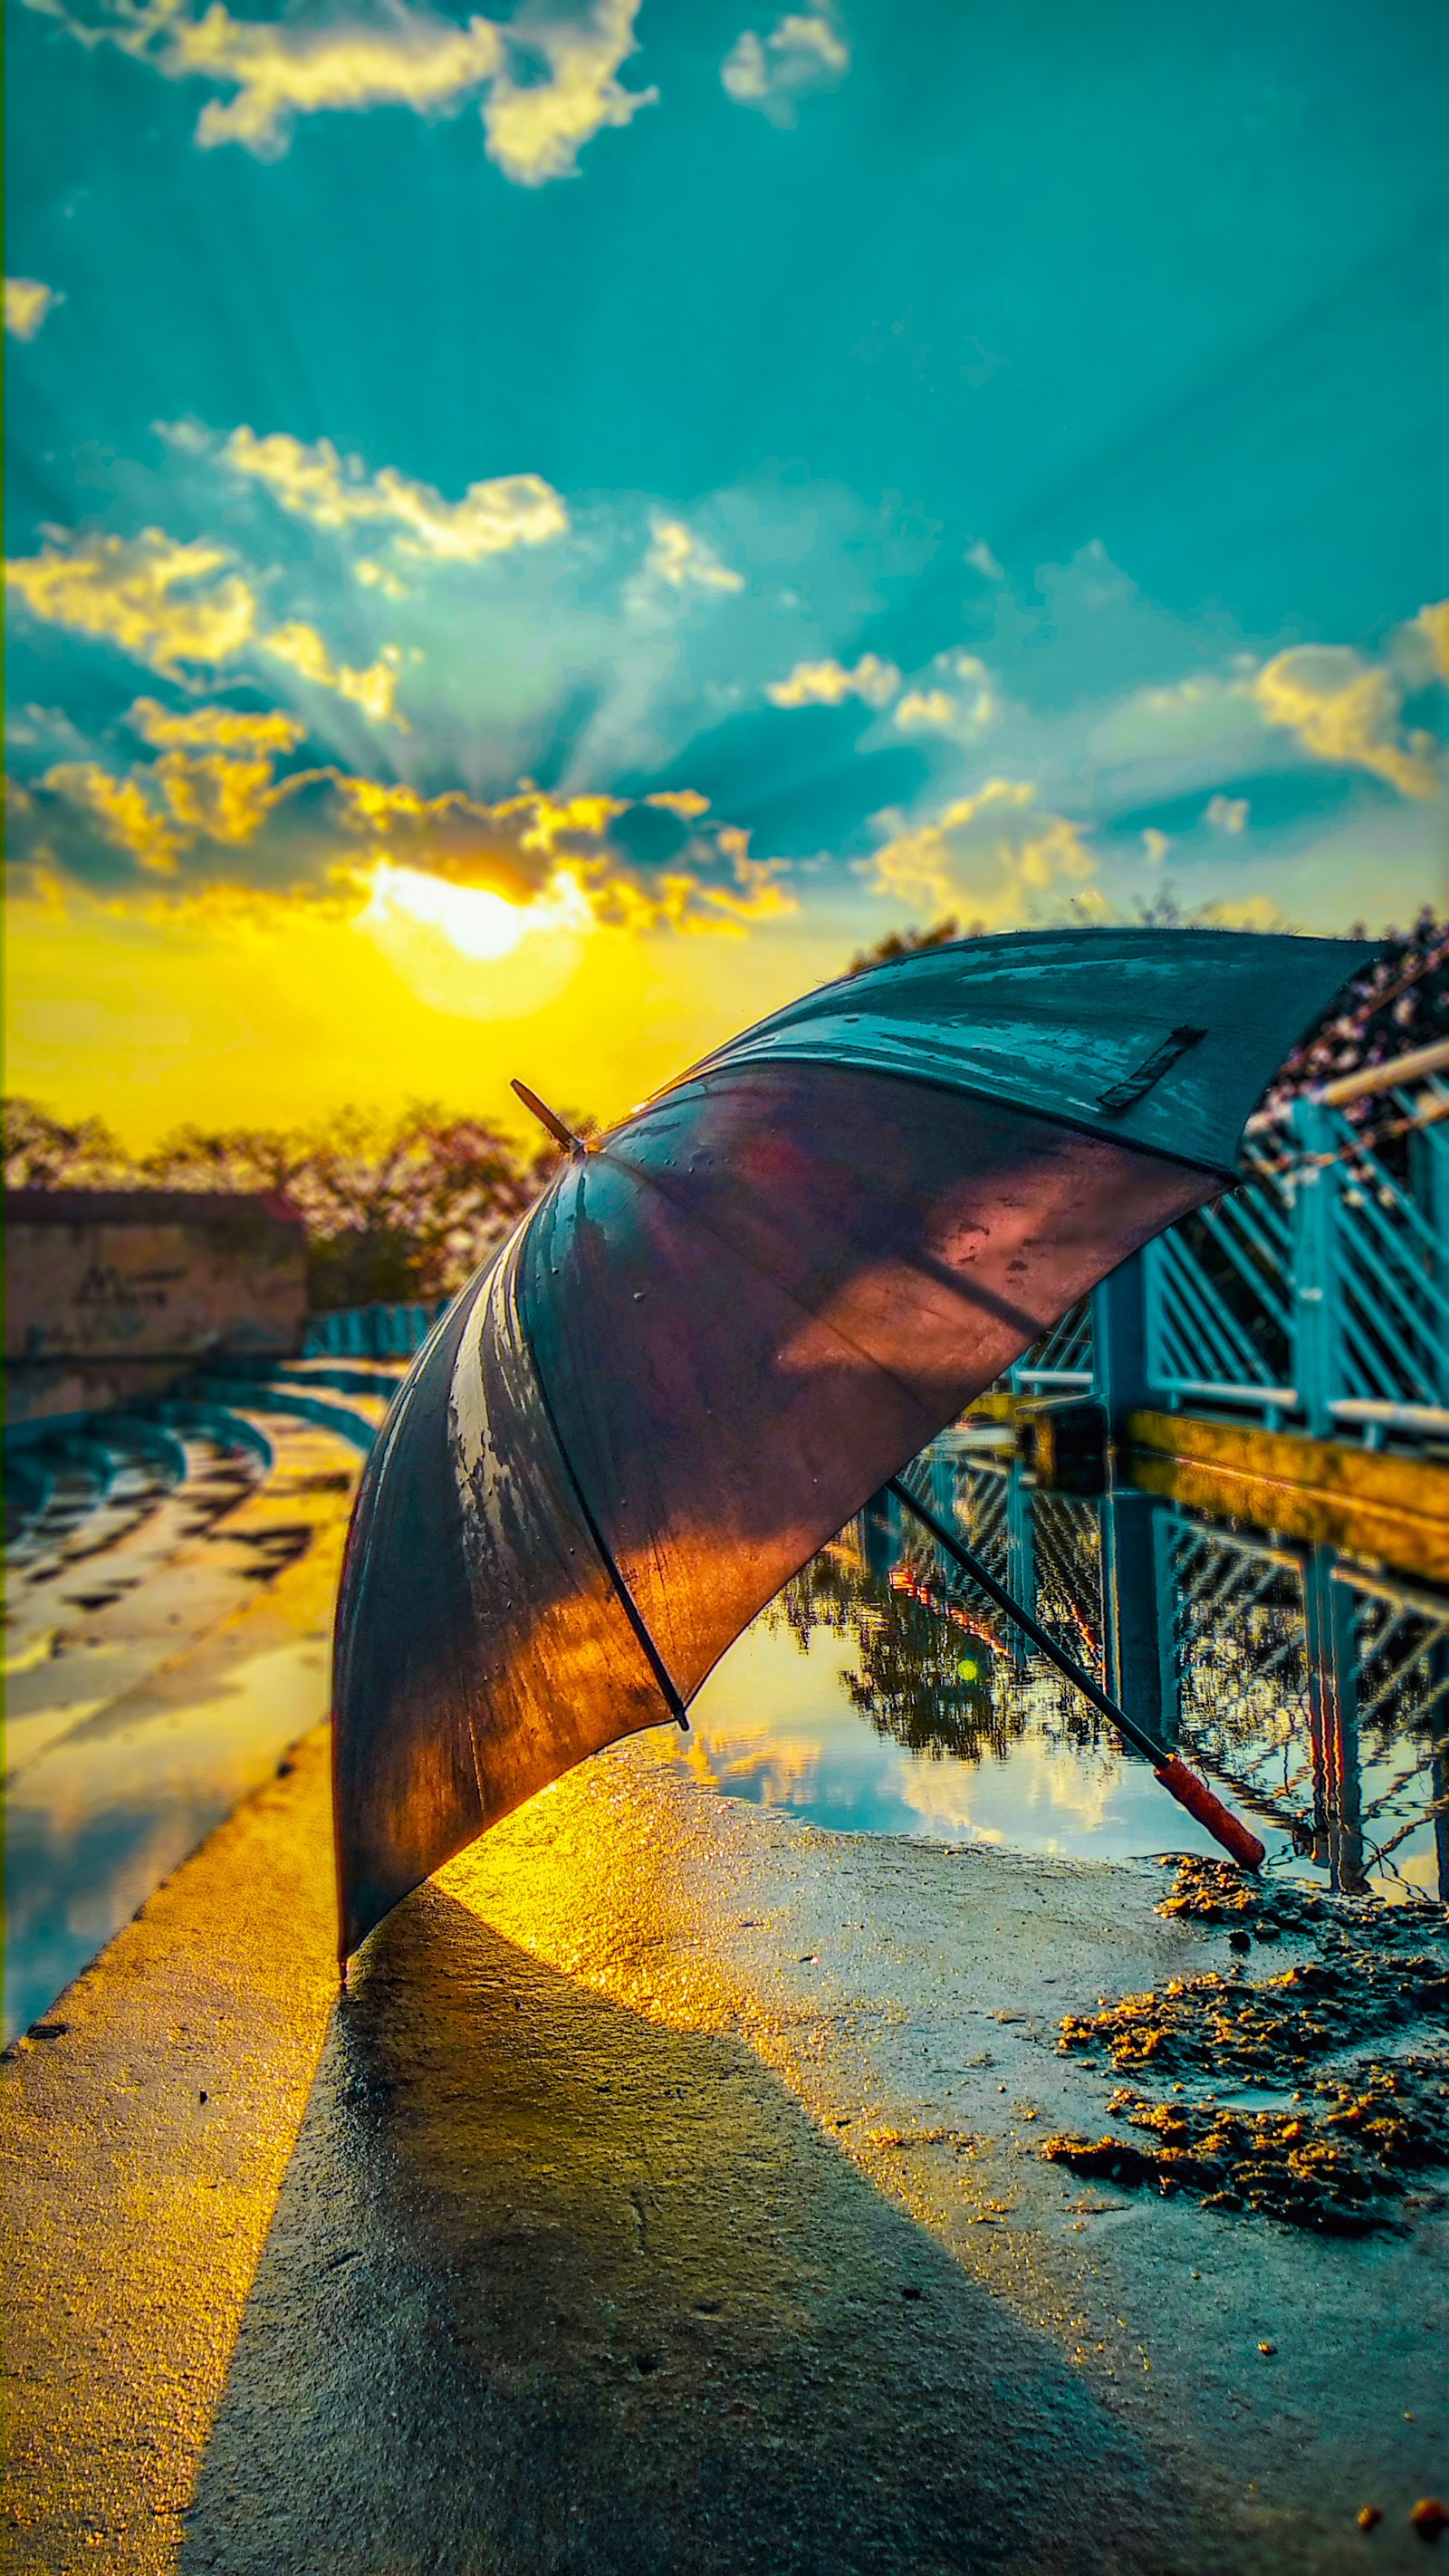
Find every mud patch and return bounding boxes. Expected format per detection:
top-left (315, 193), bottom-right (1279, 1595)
top-left (1041, 1862), bottom-right (1449, 2234)
top-left (1041, 2057), bottom-right (1449, 2235)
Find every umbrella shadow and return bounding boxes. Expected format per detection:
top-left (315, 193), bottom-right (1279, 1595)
top-left (182, 1885), bottom-right (1214, 2576)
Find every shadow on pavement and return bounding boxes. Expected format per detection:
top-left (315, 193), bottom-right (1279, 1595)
top-left (182, 1884), bottom-right (1216, 2576)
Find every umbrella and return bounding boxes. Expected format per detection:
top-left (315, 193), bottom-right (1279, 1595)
top-left (333, 925), bottom-right (1372, 1962)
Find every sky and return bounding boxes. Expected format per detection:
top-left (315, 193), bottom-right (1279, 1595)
top-left (5, 0), bottom-right (1448, 1146)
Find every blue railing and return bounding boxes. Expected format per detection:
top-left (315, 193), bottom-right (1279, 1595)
top-left (1009, 1048), bottom-right (1449, 1447)
top-left (302, 1297), bottom-right (450, 1360)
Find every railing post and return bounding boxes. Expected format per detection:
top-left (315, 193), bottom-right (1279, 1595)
top-left (1091, 1249), bottom-right (1150, 1442)
top-left (1100, 1485), bottom-right (1176, 1749)
top-left (1411, 1117), bottom-right (1449, 1407)
top-left (1302, 1549), bottom-right (1367, 1894)
top-left (1290, 1095), bottom-right (1341, 1438)
top-left (1004, 1461), bottom-right (1037, 1677)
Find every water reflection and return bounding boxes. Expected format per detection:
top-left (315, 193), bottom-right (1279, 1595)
top-left (683, 1431), bottom-right (1449, 1903)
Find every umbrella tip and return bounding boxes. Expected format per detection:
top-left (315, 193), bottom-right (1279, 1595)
top-left (512, 1079), bottom-right (589, 1159)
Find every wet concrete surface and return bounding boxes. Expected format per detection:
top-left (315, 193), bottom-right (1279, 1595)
top-left (5, 1724), bottom-right (1444, 2574)
top-left (4, 1418), bottom-right (360, 2037)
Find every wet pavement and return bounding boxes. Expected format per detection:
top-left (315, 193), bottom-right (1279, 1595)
top-left (4, 1722), bottom-right (1445, 2575)
top-left (4, 1411), bottom-right (362, 2038)
top-left (3, 1400), bottom-right (1445, 2571)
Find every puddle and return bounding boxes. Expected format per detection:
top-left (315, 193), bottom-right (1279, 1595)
top-left (678, 1437), bottom-right (1449, 1906)
top-left (3, 1634), bottom-right (331, 2040)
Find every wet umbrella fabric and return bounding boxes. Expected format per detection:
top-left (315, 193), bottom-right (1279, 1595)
top-left (333, 927), bottom-right (1372, 1961)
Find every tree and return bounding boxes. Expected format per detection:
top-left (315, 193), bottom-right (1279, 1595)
top-left (3, 1094), bottom-right (590, 1309)
top-left (3, 1098), bottom-right (126, 1189)
top-left (1259, 904), bottom-right (1448, 1115)
top-left (845, 916), bottom-right (978, 976)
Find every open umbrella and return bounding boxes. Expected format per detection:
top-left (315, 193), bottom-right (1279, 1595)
top-left (333, 926), bottom-right (1372, 1962)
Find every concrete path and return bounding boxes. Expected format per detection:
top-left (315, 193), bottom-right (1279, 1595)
top-left (4, 1725), bottom-right (1445, 2574)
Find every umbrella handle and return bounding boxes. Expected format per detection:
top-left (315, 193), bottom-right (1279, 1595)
top-left (1153, 1757), bottom-right (1266, 1870)
top-left (884, 1479), bottom-right (1264, 1872)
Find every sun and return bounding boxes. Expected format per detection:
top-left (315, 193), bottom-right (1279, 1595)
top-left (356, 860), bottom-right (596, 1020)
top-left (360, 860), bottom-right (593, 961)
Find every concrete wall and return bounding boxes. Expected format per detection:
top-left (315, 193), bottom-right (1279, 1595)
top-left (5, 1191), bottom-right (307, 1429)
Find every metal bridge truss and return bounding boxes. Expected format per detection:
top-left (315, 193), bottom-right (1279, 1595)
top-left (891, 1449), bottom-right (1449, 1900)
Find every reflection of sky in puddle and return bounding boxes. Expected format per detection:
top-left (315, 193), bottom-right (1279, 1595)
top-left (680, 1614), bottom-right (1236, 1866)
top-left (678, 1482), bottom-right (1449, 1907)
top-left (4, 1635), bottom-right (330, 2040)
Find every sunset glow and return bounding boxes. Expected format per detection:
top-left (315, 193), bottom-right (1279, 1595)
top-left (361, 862), bottom-right (596, 964)
top-left (4, 1), bottom-right (1444, 1145)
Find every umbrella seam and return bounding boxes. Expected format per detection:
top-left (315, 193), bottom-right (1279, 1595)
top-left (509, 1202), bottom-right (692, 1732)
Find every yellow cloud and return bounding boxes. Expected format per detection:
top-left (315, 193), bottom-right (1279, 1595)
top-left (150, 748), bottom-right (281, 844)
top-left (641, 514), bottom-right (744, 595)
top-left (644, 788), bottom-right (711, 818)
top-left (261, 622), bottom-right (406, 727)
top-left (766, 652), bottom-right (898, 710)
top-left (28, 728), bottom-right (792, 943)
top-left (224, 427), bottom-right (569, 561)
top-left (354, 558), bottom-right (408, 599)
top-left (1252, 646), bottom-right (1439, 798)
top-left (5, 277), bottom-right (57, 340)
top-left (481, 0), bottom-right (657, 187)
top-left (5, 528), bottom-right (257, 674)
top-left (893, 655), bottom-right (999, 736)
top-left (127, 695), bottom-right (307, 752)
top-left (41, 762), bottom-right (186, 874)
top-left (1194, 894), bottom-right (1287, 932)
top-left (868, 779), bottom-right (1096, 922)
top-left (59, 0), bottom-right (654, 182)
top-left (39, 731), bottom-right (302, 871)
top-left (1413, 599), bottom-right (1449, 682)
top-left (893, 687), bottom-right (955, 730)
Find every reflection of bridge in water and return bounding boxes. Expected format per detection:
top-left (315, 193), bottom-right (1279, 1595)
top-left (864, 1433), bottom-right (1449, 1904)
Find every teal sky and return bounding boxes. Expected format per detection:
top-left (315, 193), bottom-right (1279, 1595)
top-left (5, 0), bottom-right (1448, 1129)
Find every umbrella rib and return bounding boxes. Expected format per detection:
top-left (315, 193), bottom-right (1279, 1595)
top-left (520, 1267), bottom-right (691, 1734)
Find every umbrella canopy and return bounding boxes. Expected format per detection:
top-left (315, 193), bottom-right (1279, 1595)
top-left (333, 926), bottom-right (1372, 1960)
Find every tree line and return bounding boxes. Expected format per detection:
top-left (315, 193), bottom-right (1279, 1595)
top-left (1, 1099), bottom-right (581, 1310)
top-left (5, 907), bottom-right (1442, 1311)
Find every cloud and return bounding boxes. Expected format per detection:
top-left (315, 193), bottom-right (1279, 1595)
top-left (5, 528), bottom-right (258, 674)
top-left (6, 525), bottom-right (409, 725)
top-left (1204, 793), bottom-right (1248, 833)
top-left (36, 0), bottom-right (655, 182)
top-left (127, 696), bottom-right (308, 752)
top-left (148, 748), bottom-right (285, 844)
top-left (5, 278), bottom-right (59, 340)
top-left (635, 514), bottom-right (745, 601)
top-left (721, 9), bottom-right (849, 126)
top-left (1411, 598), bottom-right (1449, 684)
top-left (259, 623), bottom-right (406, 726)
top-left (38, 762), bottom-right (187, 874)
top-left (19, 729), bottom-right (795, 940)
top-left (766, 651), bottom-right (898, 708)
top-left (868, 778), bottom-right (1098, 925)
top-left (223, 427), bottom-right (569, 562)
top-left (481, 0), bottom-right (657, 187)
top-left (643, 787), bottom-right (711, 818)
top-left (893, 688), bottom-right (955, 731)
top-left (1251, 646), bottom-right (1439, 799)
top-left (891, 654), bottom-right (998, 737)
